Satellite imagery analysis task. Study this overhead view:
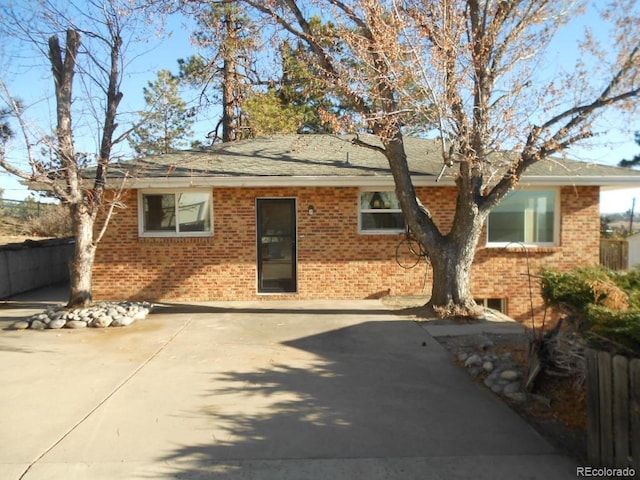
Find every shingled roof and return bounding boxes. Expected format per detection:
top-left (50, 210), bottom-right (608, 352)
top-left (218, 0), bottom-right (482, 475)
top-left (109, 134), bottom-right (640, 188)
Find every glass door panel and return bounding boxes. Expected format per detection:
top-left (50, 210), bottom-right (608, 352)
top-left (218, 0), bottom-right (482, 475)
top-left (257, 199), bottom-right (296, 293)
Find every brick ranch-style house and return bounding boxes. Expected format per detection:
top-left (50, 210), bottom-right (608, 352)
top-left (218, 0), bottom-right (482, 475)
top-left (93, 134), bottom-right (640, 323)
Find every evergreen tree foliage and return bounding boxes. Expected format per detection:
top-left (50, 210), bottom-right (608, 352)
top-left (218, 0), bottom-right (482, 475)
top-left (129, 69), bottom-right (194, 155)
top-left (618, 132), bottom-right (640, 168)
top-left (178, 3), bottom-right (257, 142)
top-left (243, 90), bottom-right (306, 136)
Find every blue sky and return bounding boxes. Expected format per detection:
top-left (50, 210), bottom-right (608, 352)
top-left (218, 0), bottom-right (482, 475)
top-left (0, 4), bottom-right (638, 213)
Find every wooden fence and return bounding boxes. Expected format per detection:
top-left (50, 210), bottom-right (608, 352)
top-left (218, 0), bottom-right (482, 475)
top-left (600, 239), bottom-right (629, 271)
top-left (587, 349), bottom-right (640, 470)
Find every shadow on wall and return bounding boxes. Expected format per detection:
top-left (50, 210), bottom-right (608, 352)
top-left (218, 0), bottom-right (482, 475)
top-left (155, 320), bottom-right (557, 479)
top-left (150, 301), bottom-right (398, 316)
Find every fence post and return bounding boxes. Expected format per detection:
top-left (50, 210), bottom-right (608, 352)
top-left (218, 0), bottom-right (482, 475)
top-left (631, 359), bottom-right (640, 471)
top-left (613, 355), bottom-right (630, 467)
top-left (587, 349), bottom-right (601, 465)
top-left (598, 351), bottom-right (615, 466)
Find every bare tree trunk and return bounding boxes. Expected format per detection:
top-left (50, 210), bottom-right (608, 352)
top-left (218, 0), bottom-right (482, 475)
top-left (221, 13), bottom-right (238, 142)
top-left (68, 205), bottom-right (96, 308)
top-left (427, 229), bottom-right (483, 315)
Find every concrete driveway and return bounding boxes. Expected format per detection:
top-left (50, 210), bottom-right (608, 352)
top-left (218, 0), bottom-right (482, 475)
top-left (0, 286), bottom-right (576, 479)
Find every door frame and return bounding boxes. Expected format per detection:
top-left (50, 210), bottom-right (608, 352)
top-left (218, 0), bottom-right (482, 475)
top-left (256, 197), bottom-right (298, 294)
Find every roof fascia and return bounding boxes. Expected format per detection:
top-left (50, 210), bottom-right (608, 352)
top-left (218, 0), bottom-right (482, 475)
top-left (119, 174), bottom-right (640, 189)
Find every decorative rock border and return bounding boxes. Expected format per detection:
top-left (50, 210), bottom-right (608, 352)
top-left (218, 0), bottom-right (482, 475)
top-left (10, 301), bottom-right (153, 330)
top-left (458, 349), bottom-right (527, 402)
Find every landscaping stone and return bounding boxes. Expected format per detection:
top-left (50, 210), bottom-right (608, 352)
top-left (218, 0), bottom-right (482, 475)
top-left (30, 320), bottom-right (47, 330)
top-left (9, 321), bottom-right (30, 330)
top-left (65, 320), bottom-right (88, 329)
top-left (453, 336), bottom-right (526, 402)
top-left (111, 316), bottom-right (134, 327)
top-left (464, 354), bottom-right (482, 367)
top-left (21, 301), bottom-right (152, 330)
top-left (477, 335), bottom-right (495, 350)
top-left (48, 319), bottom-right (67, 329)
top-left (90, 316), bottom-right (113, 328)
top-left (500, 370), bottom-right (520, 381)
top-left (504, 392), bottom-right (527, 403)
top-left (503, 382), bottom-right (521, 394)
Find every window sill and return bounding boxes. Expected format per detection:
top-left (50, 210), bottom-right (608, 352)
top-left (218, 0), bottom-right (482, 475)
top-left (139, 234), bottom-right (213, 242)
top-left (482, 244), bottom-right (561, 253)
top-left (359, 230), bottom-right (405, 235)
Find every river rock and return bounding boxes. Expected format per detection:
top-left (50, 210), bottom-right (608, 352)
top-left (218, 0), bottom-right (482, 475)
top-left (133, 309), bottom-right (148, 321)
top-left (503, 382), bottom-right (521, 394)
top-left (48, 319), bottom-right (67, 329)
top-left (464, 354), bottom-right (482, 367)
top-left (500, 370), bottom-right (520, 381)
top-left (90, 316), bottom-right (113, 328)
top-left (10, 321), bottom-right (30, 330)
top-left (22, 301), bottom-right (152, 330)
top-left (30, 320), bottom-right (47, 330)
top-left (111, 316), bottom-right (134, 327)
top-left (65, 320), bottom-right (88, 329)
top-left (504, 392), bottom-right (527, 402)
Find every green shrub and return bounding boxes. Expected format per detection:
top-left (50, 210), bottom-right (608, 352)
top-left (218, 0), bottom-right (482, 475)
top-left (585, 304), bottom-right (640, 353)
top-left (539, 266), bottom-right (611, 311)
top-left (610, 270), bottom-right (640, 309)
top-left (539, 266), bottom-right (640, 355)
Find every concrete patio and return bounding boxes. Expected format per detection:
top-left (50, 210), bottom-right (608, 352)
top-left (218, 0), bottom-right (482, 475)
top-left (0, 285), bottom-right (576, 479)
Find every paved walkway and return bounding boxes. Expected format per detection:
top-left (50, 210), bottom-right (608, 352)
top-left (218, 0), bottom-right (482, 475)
top-left (0, 286), bottom-right (576, 479)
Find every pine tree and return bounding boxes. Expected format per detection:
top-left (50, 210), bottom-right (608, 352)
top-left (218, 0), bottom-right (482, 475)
top-left (129, 70), bottom-right (194, 155)
top-left (178, 3), bottom-right (257, 143)
top-left (619, 132), bottom-right (640, 168)
top-left (243, 89), bottom-right (306, 136)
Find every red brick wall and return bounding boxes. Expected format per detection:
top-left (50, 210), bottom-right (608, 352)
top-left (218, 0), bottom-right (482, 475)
top-left (93, 185), bottom-right (600, 323)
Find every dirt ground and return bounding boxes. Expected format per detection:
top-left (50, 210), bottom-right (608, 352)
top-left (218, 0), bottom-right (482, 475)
top-left (382, 296), bottom-right (588, 462)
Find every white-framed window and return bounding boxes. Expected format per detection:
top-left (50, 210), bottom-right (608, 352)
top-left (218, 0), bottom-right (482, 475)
top-left (475, 298), bottom-right (507, 314)
top-left (359, 189), bottom-right (405, 234)
top-left (138, 189), bottom-right (213, 237)
top-left (487, 189), bottom-right (559, 246)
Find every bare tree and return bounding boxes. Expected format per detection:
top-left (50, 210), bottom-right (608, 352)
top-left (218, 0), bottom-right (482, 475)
top-left (236, 0), bottom-right (640, 315)
top-left (0, 1), bottom-right (145, 308)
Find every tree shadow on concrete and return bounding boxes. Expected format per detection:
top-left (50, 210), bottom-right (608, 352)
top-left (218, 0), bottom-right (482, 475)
top-left (156, 320), bottom-right (558, 479)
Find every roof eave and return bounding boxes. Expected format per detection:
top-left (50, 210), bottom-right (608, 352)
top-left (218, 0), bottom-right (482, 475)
top-left (518, 176), bottom-right (640, 188)
top-left (117, 174), bottom-right (640, 189)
